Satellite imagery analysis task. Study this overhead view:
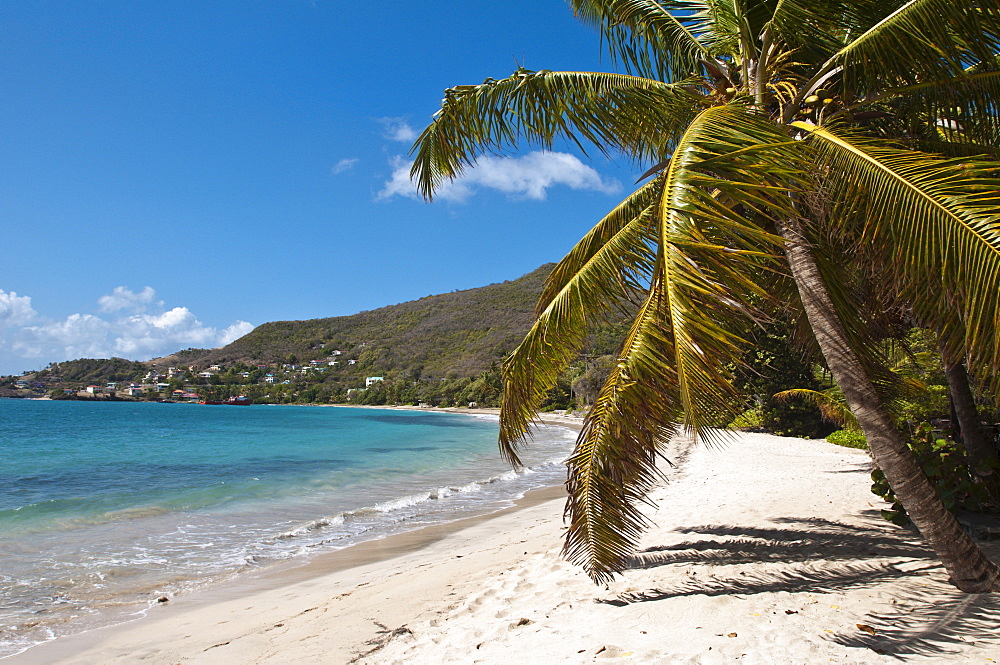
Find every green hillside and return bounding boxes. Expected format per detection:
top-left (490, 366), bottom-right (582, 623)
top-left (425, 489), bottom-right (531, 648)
top-left (15, 264), bottom-right (635, 407)
top-left (30, 358), bottom-right (148, 384)
top-left (154, 263), bottom-right (555, 379)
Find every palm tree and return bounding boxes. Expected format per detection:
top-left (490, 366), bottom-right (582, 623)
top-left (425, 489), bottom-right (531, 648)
top-left (410, 0), bottom-right (1000, 592)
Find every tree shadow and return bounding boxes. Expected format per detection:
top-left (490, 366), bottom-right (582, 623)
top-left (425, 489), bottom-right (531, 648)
top-left (624, 515), bottom-right (927, 570)
top-left (829, 584), bottom-right (1000, 658)
top-left (602, 515), bottom-right (1000, 658)
top-left (824, 463), bottom-right (874, 474)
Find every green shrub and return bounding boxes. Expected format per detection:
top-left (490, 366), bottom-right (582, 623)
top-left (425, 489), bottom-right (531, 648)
top-left (729, 407), bottom-right (763, 429)
top-left (826, 429), bottom-right (868, 449)
top-left (870, 422), bottom-right (999, 526)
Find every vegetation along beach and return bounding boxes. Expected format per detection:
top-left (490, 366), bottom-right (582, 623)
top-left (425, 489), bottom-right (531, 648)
top-left (4, 0), bottom-right (1000, 663)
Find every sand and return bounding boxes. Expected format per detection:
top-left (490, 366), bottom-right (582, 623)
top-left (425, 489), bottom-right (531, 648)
top-left (8, 429), bottom-right (1000, 664)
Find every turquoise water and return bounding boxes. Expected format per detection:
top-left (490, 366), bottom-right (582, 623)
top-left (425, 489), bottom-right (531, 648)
top-left (0, 399), bottom-right (575, 657)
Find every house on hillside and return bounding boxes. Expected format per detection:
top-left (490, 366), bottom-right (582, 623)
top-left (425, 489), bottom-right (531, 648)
top-left (86, 385), bottom-right (102, 394)
top-left (366, 376), bottom-right (384, 387)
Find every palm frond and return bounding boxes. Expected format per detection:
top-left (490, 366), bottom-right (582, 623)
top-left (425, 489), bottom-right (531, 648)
top-left (409, 69), bottom-right (702, 199)
top-left (795, 123), bottom-right (1000, 396)
top-left (767, 0), bottom-right (874, 62)
top-left (568, 0), bottom-right (712, 81)
top-left (774, 387), bottom-right (859, 429)
top-left (830, 0), bottom-right (1000, 94)
top-left (562, 105), bottom-right (805, 581)
top-left (563, 269), bottom-right (682, 583)
top-left (651, 105), bottom-right (805, 431)
top-left (868, 69), bottom-right (1000, 149)
top-left (499, 180), bottom-right (661, 464)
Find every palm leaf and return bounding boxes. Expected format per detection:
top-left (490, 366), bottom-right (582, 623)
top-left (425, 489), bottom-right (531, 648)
top-left (794, 122), bottom-right (1000, 395)
top-left (830, 0), bottom-right (1000, 93)
top-left (499, 180), bottom-right (662, 464)
top-left (409, 69), bottom-right (702, 199)
top-left (774, 388), bottom-right (860, 429)
top-left (871, 69), bottom-right (1000, 149)
top-left (568, 0), bottom-right (712, 81)
top-left (563, 265), bottom-right (682, 583)
top-left (562, 105), bottom-right (806, 581)
top-left (768, 0), bottom-right (882, 59)
top-left (650, 104), bottom-right (804, 431)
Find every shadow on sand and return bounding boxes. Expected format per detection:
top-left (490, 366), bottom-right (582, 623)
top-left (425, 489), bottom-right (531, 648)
top-left (601, 512), bottom-right (1000, 658)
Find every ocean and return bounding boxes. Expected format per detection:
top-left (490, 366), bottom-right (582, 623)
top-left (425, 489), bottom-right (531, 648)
top-left (0, 399), bottom-right (576, 658)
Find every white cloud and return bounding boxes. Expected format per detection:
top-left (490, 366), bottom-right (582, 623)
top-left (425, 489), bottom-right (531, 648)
top-left (379, 117), bottom-right (418, 143)
top-left (0, 290), bottom-right (37, 327)
top-left (379, 156), bottom-right (425, 200)
top-left (219, 320), bottom-right (256, 345)
top-left (97, 286), bottom-right (159, 313)
top-left (332, 158), bottom-right (359, 174)
top-left (111, 307), bottom-right (242, 357)
top-left (379, 151), bottom-right (621, 203)
top-left (0, 289), bottom-right (256, 375)
top-left (14, 314), bottom-right (112, 361)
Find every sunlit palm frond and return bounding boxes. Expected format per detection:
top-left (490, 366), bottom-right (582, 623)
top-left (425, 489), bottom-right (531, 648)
top-left (831, 0), bottom-right (1000, 93)
top-left (499, 181), bottom-right (661, 464)
top-left (563, 270), bottom-right (682, 583)
top-left (568, 0), bottom-right (712, 81)
top-left (654, 105), bottom-right (799, 431)
top-left (774, 387), bottom-right (859, 429)
top-left (563, 105), bottom-right (808, 582)
top-left (409, 69), bottom-right (702, 199)
top-left (796, 123), bottom-right (1000, 395)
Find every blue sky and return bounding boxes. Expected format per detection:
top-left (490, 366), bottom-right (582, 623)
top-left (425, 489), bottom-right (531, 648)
top-left (0, 1), bottom-right (640, 375)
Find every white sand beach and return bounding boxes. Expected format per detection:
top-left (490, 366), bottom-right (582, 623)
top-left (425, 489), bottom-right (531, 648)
top-left (9, 429), bottom-right (999, 664)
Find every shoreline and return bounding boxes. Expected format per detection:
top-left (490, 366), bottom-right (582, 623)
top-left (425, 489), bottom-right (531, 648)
top-left (6, 483), bottom-right (574, 664)
top-left (3, 407), bottom-right (582, 663)
top-left (10, 428), bottom-right (999, 663)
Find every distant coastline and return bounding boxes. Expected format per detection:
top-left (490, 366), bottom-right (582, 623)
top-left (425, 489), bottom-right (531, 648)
top-left (3, 395), bottom-right (588, 434)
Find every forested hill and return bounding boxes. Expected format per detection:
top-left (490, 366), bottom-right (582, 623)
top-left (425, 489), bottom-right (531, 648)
top-left (152, 264), bottom-right (557, 379)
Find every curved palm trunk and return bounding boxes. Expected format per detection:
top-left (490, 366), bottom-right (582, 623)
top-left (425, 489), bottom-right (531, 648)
top-left (943, 359), bottom-right (1000, 505)
top-left (943, 360), bottom-right (998, 471)
top-left (778, 218), bottom-right (1000, 593)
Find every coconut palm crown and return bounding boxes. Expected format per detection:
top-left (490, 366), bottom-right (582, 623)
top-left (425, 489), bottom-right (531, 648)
top-left (411, 0), bottom-right (1000, 591)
